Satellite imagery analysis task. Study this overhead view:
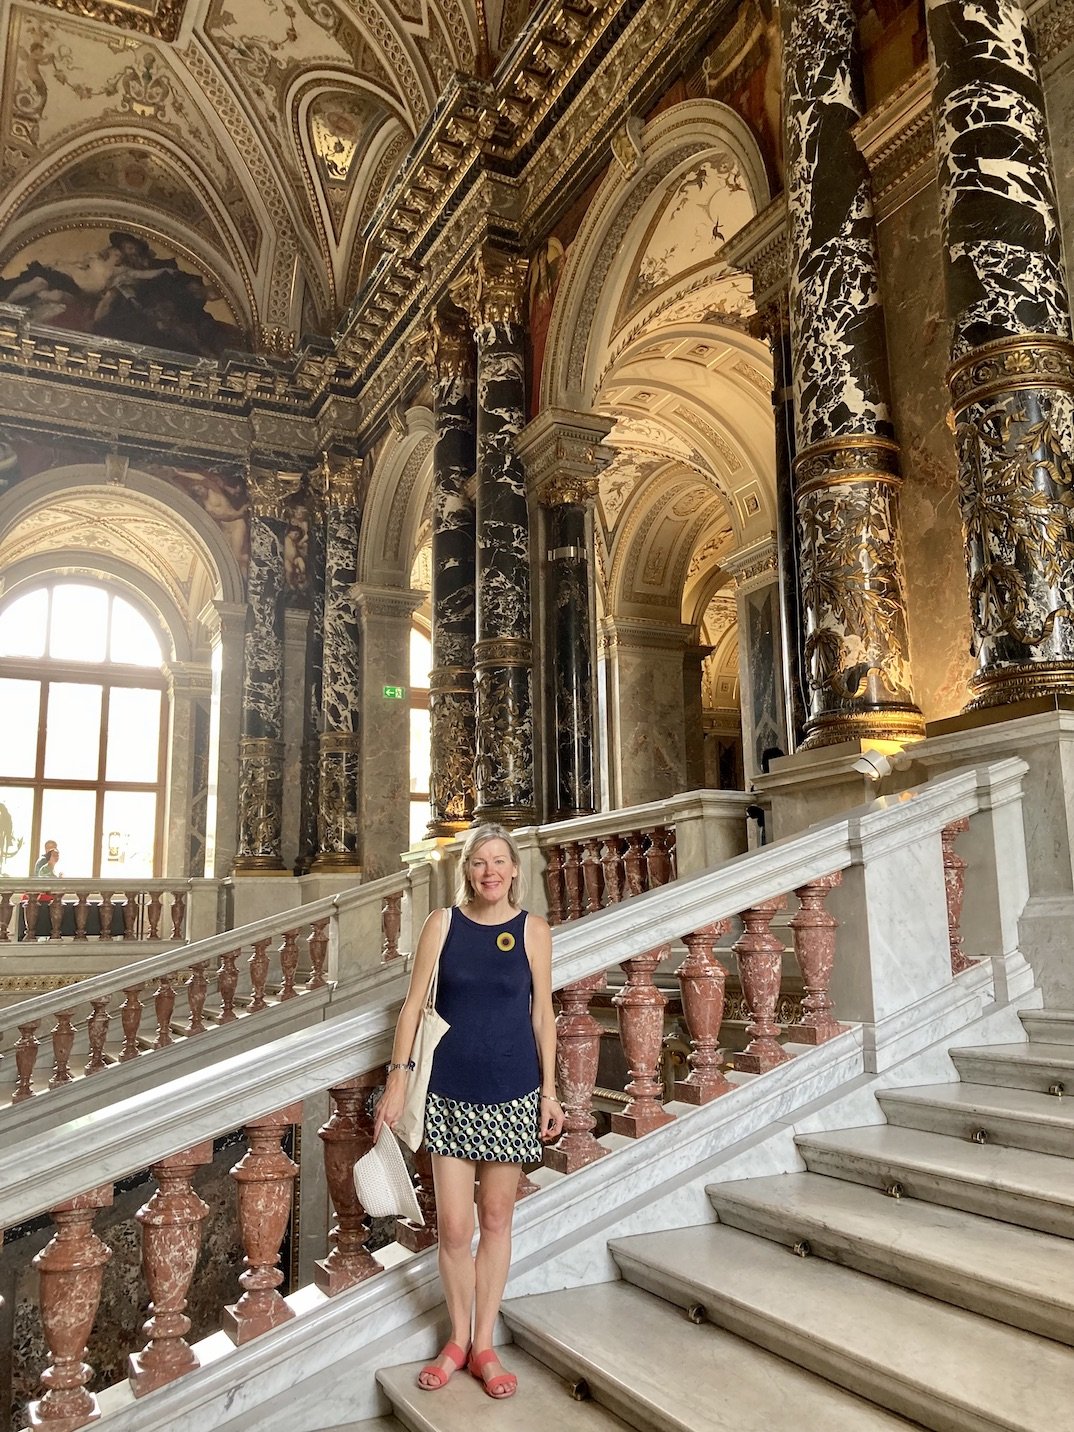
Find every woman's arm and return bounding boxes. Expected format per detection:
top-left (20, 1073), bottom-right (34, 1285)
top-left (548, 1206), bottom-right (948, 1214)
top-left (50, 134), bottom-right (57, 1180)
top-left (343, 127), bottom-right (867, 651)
top-left (373, 907), bottom-right (448, 1140)
top-left (526, 913), bottom-right (564, 1142)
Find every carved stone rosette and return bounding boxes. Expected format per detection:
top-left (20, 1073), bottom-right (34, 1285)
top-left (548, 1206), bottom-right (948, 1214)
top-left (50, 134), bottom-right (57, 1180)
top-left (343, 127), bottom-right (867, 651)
top-left (427, 307), bottom-right (477, 836)
top-left (783, 0), bottom-right (924, 747)
top-left (314, 470), bottom-right (362, 868)
top-left (928, 0), bottom-right (1074, 705)
top-left (794, 438), bottom-right (925, 744)
top-left (461, 253), bottom-right (536, 824)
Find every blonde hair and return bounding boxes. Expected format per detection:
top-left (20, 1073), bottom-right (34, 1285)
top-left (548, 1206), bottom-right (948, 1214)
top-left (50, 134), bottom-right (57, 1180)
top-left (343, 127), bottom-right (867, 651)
top-left (454, 823), bottom-right (525, 907)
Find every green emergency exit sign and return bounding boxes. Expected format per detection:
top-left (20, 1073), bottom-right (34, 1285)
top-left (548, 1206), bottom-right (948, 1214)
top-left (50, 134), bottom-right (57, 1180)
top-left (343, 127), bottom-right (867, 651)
top-left (382, 684), bottom-right (406, 699)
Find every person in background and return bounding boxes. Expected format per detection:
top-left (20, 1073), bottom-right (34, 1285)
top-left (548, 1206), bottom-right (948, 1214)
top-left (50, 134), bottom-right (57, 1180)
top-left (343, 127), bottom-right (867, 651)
top-left (34, 840), bottom-right (58, 876)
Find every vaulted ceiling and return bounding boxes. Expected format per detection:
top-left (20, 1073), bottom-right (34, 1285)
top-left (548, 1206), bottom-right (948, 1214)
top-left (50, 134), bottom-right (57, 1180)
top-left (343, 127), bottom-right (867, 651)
top-left (0, 0), bottom-right (535, 349)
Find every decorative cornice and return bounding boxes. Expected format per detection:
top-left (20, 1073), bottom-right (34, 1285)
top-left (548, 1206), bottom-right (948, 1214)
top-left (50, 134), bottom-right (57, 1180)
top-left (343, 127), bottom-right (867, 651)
top-left (33, 0), bottom-right (188, 41)
top-left (1029, 0), bottom-right (1074, 65)
top-left (353, 585), bottom-right (426, 621)
top-left (721, 535), bottom-right (779, 589)
top-left (516, 406), bottom-right (614, 500)
top-left (598, 616), bottom-right (694, 651)
top-left (716, 196), bottom-right (788, 320)
top-left (851, 67), bottom-right (935, 221)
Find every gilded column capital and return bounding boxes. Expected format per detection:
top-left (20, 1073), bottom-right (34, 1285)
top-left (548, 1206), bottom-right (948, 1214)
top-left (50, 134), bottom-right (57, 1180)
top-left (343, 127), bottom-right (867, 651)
top-left (540, 472), bottom-right (601, 507)
top-left (452, 249), bottom-right (529, 329)
top-left (325, 456), bottom-right (364, 511)
top-left (247, 466), bottom-right (303, 520)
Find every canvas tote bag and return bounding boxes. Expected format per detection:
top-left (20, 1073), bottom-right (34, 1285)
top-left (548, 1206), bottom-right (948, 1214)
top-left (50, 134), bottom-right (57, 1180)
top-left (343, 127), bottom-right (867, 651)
top-left (393, 906), bottom-right (451, 1151)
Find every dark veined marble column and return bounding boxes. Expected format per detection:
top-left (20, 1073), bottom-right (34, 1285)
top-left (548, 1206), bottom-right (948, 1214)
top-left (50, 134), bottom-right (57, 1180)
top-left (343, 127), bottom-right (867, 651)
top-left (425, 309), bottom-right (477, 836)
top-left (545, 479), bottom-right (598, 819)
top-left (928, 0), bottom-right (1074, 707)
top-left (234, 467), bottom-right (300, 872)
top-left (314, 458), bottom-right (363, 869)
top-left (783, 0), bottom-right (925, 748)
top-left (296, 479), bottom-right (325, 875)
top-left (456, 250), bottom-right (535, 825)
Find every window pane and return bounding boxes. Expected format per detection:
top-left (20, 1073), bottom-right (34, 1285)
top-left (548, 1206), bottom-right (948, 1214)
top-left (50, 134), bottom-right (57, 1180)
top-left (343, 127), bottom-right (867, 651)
top-left (0, 786), bottom-right (35, 877)
top-left (101, 790), bottom-right (157, 878)
top-left (409, 627), bottom-right (431, 689)
top-left (0, 588), bottom-right (48, 658)
top-left (44, 683), bottom-right (103, 780)
top-left (409, 798), bottom-right (429, 847)
top-left (110, 597), bottom-right (163, 667)
top-left (106, 688), bottom-right (162, 782)
top-left (0, 678), bottom-right (41, 778)
top-left (409, 707), bottom-right (430, 794)
top-left (50, 584), bottom-right (108, 663)
top-left (40, 789), bottom-right (97, 877)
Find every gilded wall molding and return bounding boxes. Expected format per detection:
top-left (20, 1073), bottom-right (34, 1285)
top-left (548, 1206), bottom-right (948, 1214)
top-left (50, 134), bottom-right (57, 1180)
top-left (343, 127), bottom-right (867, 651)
top-left (851, 67), bottom-right (936, 221)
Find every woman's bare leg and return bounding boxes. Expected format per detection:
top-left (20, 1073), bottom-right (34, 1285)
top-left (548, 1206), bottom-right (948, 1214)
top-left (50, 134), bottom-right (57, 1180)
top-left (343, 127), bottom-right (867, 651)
top-left (471, 1162), bottom-right (521, 1387)
top-left (421, 1153), bottom-right (477, 1387)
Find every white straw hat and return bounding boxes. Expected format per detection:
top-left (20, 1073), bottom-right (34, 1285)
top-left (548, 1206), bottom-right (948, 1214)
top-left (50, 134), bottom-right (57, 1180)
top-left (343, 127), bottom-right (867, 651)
top-left (352, 1123), bottom-right (424, 1225)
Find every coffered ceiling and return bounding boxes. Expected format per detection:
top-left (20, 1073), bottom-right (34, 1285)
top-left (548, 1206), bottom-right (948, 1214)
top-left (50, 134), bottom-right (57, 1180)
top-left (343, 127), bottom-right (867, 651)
top-left (0, 0), bottom-right (534, 348)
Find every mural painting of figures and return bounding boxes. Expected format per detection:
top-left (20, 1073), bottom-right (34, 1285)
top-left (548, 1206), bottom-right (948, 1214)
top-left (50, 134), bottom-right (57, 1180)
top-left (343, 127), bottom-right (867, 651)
top-left (142, 462), bottom-right (251, 574)
top-left (0, 227), bottom-right (244, 358)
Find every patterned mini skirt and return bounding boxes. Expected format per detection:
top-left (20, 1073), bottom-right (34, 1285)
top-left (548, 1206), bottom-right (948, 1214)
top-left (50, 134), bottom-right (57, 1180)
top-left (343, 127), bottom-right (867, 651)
top-left (424, 1088), bottom-right (541, 1164)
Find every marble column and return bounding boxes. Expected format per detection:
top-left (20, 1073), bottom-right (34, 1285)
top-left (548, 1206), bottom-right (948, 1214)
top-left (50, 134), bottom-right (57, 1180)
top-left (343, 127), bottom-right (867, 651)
top-left (425, 309), bottom-right (477, 837)
top-left (201, 599), bottom-right (246, 878)
top-left (314, 460), bottom-right (363, 870)
top-left (456, 250), bottom-right (536, 826)
top-left (281, 607), bottom-right (310, 871)
top-left (355, 586), bottom-right (424, 879)
top-left (928, 0), bottom-right (1074, 707)
top-left (723, 538), bottom-right (790, 780)
top-left (163, 663), bottom-right (212, 877)
top-left (783, 0), bottom-right (924, 748)
top-left (234, 467), bottom-right (301, 873)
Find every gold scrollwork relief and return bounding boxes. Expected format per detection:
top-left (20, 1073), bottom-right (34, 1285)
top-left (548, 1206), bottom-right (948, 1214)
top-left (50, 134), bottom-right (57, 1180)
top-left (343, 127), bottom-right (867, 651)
top-left (948, 335), bottom-right (1074, 414)
top-left (474, 636), bottom-right (532, 667)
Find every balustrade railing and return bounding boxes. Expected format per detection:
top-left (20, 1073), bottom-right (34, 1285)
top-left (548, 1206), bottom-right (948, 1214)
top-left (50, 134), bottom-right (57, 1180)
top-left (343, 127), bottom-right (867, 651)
top-left (0, 879), bottom-right (195, 944)
top-left (0, 761), bottom-right (1028, 1431)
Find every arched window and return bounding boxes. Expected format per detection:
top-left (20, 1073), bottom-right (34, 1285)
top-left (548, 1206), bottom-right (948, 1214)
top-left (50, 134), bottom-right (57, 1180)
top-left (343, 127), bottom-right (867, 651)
top-left (0, 580), bottom-right (167, 878)
top-left (409, 623), bottom-right (431, 845)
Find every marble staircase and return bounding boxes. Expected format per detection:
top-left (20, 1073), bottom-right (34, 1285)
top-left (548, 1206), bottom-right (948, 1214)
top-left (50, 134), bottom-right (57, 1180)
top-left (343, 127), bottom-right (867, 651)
top-left (354, 1008), bottom-right (1074, 1432)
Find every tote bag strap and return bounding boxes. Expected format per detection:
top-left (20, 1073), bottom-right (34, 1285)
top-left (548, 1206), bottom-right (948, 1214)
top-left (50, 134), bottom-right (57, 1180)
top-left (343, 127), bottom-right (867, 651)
top-left (423, 905), bottom-right (451, 1012)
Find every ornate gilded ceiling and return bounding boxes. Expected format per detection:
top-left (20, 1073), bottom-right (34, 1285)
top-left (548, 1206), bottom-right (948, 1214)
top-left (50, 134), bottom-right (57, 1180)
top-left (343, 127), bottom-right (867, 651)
top-left (0, 0), bottom-right (533, 351)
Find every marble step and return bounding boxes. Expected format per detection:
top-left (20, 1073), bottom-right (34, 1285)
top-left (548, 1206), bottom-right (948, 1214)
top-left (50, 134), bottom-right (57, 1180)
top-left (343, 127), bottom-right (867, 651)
top-left (1020, 1009), bottom-right (1074, 1046)
top-left (609, 1224), bottom-right (1074, 1432)
top-left (707, 1170), bottom-right (1074, 1344)
top-left (950, 1041), bottom-right (1074, 1094)
top-left (376, 1349), bottom-right (634, 1432)
top-left (876, 1081), bottom-right (1074, 1158)
top-left (796, 1125), bottom-right (1074, 1238)
top-left (501, 1279), bottom-right (916, 1432)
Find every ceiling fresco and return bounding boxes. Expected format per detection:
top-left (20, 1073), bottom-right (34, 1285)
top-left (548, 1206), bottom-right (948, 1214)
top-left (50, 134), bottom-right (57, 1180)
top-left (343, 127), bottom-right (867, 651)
top-left (0, 0), bottom-right (534, 351)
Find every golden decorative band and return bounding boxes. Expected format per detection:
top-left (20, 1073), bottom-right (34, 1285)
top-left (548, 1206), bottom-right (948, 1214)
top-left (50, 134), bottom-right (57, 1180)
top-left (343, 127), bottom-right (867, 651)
top-left (793, 434), bottom-right (901, 491)
top-left (948, 334), bottom-right (1074, 414)
top-left (430, 665), bottom-right (475, 693)
top-left (967, 660), bottom-right (1074, 708)
top-left (800, 706), bottom-right (926, 749)
top-left (474, 636), bottom-right (532, 667)
top-left (540, 473), bottom-right (600, 508)
top-left (318, 731), bottom-right (361, 754)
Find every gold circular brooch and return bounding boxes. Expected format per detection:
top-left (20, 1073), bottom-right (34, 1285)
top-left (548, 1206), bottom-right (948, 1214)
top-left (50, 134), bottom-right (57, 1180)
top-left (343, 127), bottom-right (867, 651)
top-left (496, 931), bottom-right (515, 951)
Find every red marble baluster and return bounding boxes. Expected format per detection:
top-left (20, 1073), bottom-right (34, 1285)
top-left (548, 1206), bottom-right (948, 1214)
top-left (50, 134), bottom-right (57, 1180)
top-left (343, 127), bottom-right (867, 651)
top-left (733, 896), bottom-right (791, 1073)
top-left (622, 832), bottom-right (647, 897)
top-left (147, 891), bottom-right (163, 940)
top-left (248, 939), bottom-right (270, 1013)
top-left (544, 843), bottom-right (565, 926)
top-left (0, 889), bottom-right (12, 941)
top-left (13, 1020), bottom-right (40, 1102)
top-left (169, 890), bottom-right (187, 941)
top-left (545, 972), bottom-right (608, 1173)
top-left (186, 962), bottom-right (209, 1036)
top-left (129, 1141), bottom-right (214, 1396)
top-left (675, 921), bottom-right (734, 1103)
top-left (49, 1012), bottom-right (76, 1089)
top-left (397, 1145), bottom-right (438, 1251)
top-left (277, 928), bottom-right (299, 1000)
top-left (789, 872), bottom-right (846, 1044)
top-left (942, 817), bottom-right (972, 974)
top-left (84, 999), bottom-right (110, 1075)
top-left (381, 893), bottom-right (402, 961)
top-left (580, 838), bottom-right (604, 915)
top-left (48, 896), bottom-right (64, 941)
top-left (73, 895), bottom-right (88, 942)
top-left (122, 894), bottom-right (137, 941)
top-left (600, 835), bottom-right (624, 906)
top-left (98, 892), bottom-right (114, 942)
top-left (612, 946), bottom-right (675, 1137)
top-left (306, 918), bottom-right (329, 989)
top-left (562, 842), bottom-right (583, 921)
top-left (27, 1184), bottom-right (114, 1432)
top-left (222, 1104), bottom-right (302, 1343)
top-left (154, 975), bottom-right (176, 1049)
top-left (515, 1167), bottom-right (540, 1200)
top-left (217, 950), bottom-right (240, 1022)
top-left (119, 984), bottom-right (145, 1062)
top-left (23, 893), bottom-right (40, 941)
top-left (644, 827), bottom-right (673, 889)
top-left (316, 1074), bottom-right (384, 1293)
top-left (665, 825), bottom-right (678, 880)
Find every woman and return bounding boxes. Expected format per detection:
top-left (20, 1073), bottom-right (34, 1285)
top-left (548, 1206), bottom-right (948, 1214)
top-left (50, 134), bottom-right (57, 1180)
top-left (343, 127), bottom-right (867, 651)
top-left (374, 823), bottom-right (564, 1398)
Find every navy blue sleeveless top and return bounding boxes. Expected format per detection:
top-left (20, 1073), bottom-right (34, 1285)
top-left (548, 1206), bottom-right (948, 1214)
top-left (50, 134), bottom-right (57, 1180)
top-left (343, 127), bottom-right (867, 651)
top-left (427, 906), bottom-right (541, 1105)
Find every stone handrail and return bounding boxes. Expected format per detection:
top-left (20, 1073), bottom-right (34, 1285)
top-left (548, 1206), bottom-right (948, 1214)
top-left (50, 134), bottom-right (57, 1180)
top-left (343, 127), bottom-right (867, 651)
top-left (0, 866), bottom-right (431, 1106)
top-left (0, 760), bottom-right (1031, 1429)
top-left (0, 878), bottom-right (198, 944)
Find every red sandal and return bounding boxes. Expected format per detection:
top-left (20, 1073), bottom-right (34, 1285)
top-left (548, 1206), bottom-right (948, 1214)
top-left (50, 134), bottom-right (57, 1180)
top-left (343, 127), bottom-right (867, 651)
top-left (468, 1347), bottom-right (518, 1399)
top-left (417, 1340), bottom-right (468, 1390)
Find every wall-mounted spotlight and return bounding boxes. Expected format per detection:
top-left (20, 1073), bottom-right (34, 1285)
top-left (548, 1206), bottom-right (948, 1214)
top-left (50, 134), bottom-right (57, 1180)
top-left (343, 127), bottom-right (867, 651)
top-left (852, 751), bottom-right (893, 782)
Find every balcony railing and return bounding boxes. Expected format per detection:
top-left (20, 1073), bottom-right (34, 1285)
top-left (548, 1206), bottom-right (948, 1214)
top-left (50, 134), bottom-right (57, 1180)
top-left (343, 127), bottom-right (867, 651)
top-left (0, 760), bottom-right (1032, 1432)
top-left (0, 879), bottom-right (197, 944)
